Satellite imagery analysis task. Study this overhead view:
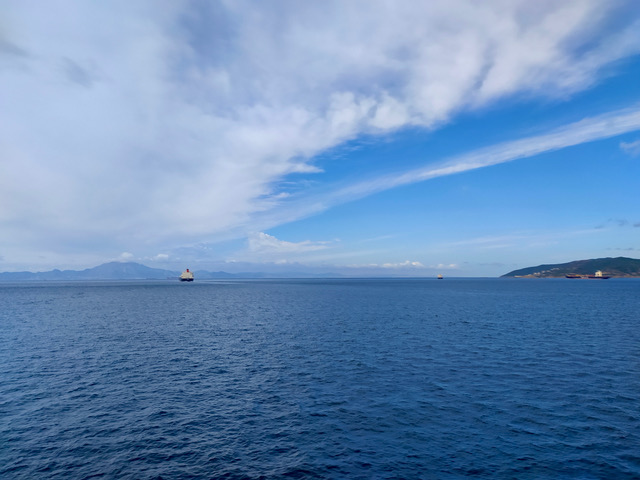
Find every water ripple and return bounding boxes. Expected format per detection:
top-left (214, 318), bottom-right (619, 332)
top-left (1, 279), bottom-right (639, 478)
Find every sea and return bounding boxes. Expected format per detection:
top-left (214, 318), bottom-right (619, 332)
top-left (1, 278), bottom-right (638, 479)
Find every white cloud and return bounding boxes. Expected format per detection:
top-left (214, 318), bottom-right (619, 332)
top-left (381, 261), bottom-right (425, 269)
top-left (1, 1), bottom-right (639, 266)
top-left (620, 139), bottom-right (640, 156)
top-left (118, 252), bottom-right (134, 261)
top-left (344, 260), bottom-right (426, 270)
top-left (247, 232), bottom-right (329, 256)
top-left (345, 260), bottom-right (425, 269)
top-left (431, 263), bottom-right (459, 270)
top-left (446, 228), bottom-right (606, 251)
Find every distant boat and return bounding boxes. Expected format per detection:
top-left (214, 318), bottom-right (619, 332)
top-left (180, 268), bottom-right (194, 282)
top-left (565, 274), bottom-right (582, 279)
top-left (437, 274), bottom-right (443, 279)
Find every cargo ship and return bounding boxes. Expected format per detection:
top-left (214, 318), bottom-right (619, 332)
top-left (565, 271), bottom-right (610, 279)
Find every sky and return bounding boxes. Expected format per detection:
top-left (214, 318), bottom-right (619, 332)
top-left (1, 0), bottom-right (640, 277)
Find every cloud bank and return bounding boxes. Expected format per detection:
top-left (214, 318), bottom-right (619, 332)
top-left (1, 1), bottom-right (640, 266)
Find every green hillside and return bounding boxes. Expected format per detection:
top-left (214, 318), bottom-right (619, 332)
top-left (502, 257), bottom-right (640, 278)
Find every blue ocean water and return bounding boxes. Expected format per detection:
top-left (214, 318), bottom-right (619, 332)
top-left (1, 278), bottom-right (639, 479)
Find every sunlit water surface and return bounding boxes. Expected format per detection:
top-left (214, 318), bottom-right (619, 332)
top-left (1, 278), bottom-right (639, 479)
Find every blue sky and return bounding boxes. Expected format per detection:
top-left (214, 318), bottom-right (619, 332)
top-left (1, 1), bottom-right (640, 276)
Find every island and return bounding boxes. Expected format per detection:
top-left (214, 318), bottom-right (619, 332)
top-left (501, 256), bottom-right (640, 278)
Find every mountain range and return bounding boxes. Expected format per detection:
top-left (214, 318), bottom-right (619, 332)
top-left (0, 262), bottom-right (341, 281)
top-left (2, 257), bottom-right (639, 281)
top-left (501, 257), bottom-right (640, 278)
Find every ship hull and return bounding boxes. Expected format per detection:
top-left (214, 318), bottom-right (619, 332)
top-left (565, 274), bottom-right (610, 279)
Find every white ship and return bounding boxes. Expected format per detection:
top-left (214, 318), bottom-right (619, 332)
top-left (180, 268), bottom-right (194, 282)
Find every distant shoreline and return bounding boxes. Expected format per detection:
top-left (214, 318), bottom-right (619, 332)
top-left (502, 256), bottom-right (640, 278)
